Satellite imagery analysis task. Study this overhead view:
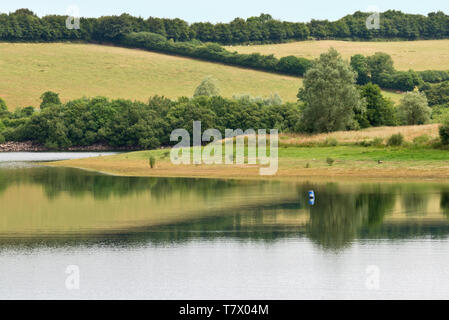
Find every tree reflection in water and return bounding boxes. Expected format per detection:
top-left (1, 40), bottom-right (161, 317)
top-left (1, 166), bottom-right (449, 250)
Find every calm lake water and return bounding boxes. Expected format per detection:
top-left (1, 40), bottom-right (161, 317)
top-left (1, 153), bottom-right (449, 299)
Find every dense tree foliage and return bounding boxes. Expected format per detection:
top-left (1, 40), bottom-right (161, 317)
top-left (0, 99), bottom-right (8, 118)
top-left (120, 31), bottom-right (312, 76)
top-left (0, 11), bottom-right (308, 44)
top-left (351, 52), bottom-right (423, 91)
top-left (420, 81), bottom-right (449, 106)
top-left (418, 70), bottom-right (449, 83)
top-left (0, 93), bottom-right (302, 150)
top-left (359, 83), bottom-right (397, 126)
top-left (439, 119), bottom-right (449, 146)
top-left (308, 10), bottom-right (449, 41)
top-left (2, 10), bottom-right (449, 44)
top-left (397, 92), bottom-right (431, 125)
top-left (298, 49), bottom-right (365, 132)
top-left (193, 77), bottom-right (220, 97)
top-left (40, 91), bottom-right (61, 109)
top-left (350, 54), bottom-right (370, 85)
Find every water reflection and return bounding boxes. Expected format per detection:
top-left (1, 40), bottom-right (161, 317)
top-left (1, 165), bottom-right (449, 250)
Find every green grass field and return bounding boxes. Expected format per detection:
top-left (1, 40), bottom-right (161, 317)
top-left (0, 43), bottom-right (302, 109)
top-left (0, 42), bottom-right (407, 110)
top-left (228, 39), bottom-right (449, 71)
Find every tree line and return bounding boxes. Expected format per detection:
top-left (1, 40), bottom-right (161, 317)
top-left (299, 49), bottom-right (444, 133)
top-left (2, 9), bottom-right (449, 44)
top-left (0, 91), bottom-right (302, 149)
top-left (120, 32), bottom-right (312, 76)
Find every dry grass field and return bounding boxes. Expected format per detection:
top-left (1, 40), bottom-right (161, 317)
top-left (0, 43), bottom-right (302, 109)
top-left (229, 39), bottom-right (449, 71)
top-left (281, 124), bottom-right (440, 145)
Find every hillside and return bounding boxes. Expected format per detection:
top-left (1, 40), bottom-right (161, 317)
top-left (0, 43), bottom-right (302, 109)
top-left (228, 40), bottom-right (449, 71)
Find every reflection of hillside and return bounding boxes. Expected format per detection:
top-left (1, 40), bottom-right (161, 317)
top-left (1, 166), bottom-right (449, 250)
top-left (0, 166), bottom-right (252, 200)
top-left (0, 166), bottom-right (305, 236)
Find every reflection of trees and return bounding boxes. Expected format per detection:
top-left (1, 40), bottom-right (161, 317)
top-left (0, 204), bottom-right (307, 249)
top-left (306, 185), bottom-right (366, 250)
top-left (441, 192), bottom-right (449, 217)
top-left (402, 193), bottom-right (428, 215)
top-left (306, 184), bottom-right (396, 250)
top-left (0, 166), bottom-right (255, 200)
top-left (2, 166), bottom-right (449, 251)
top-left (356, 189), bottom-right (396, 227)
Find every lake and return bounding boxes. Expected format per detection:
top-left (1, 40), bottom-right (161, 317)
top-left (1, 153), bottom-right (449, 299)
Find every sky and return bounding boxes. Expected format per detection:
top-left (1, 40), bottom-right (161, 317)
top-left (1, 0), bottom-right (449, 23)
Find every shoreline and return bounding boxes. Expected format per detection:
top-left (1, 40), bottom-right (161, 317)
top-left (43, 163), bottom-right (449, 183)
top-left (43, 148), bottom-right (449, 182)
top-left (0, 141), bottom-right (138, 153)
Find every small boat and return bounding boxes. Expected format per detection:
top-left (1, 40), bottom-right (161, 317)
top-left (308, 190), bottom-right (315, 205)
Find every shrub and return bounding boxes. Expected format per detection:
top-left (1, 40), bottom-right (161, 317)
top-left (40, 91), bottom-right (61, 109)
top-left (277, 56), bottom-right (313, 76)
top-left (422, 81), bottom-right (449, 106)
top-left (0, 98), bottom-right (8, 118)
top-left (359, 137), bottom-right (383, 147)
top-left (324, 137), bottom-right (338, 146)
top-left (387, 133), bottom-right (404, 146)
top-left (413, 134), bottom-right (430, 146)
top-left (430, 104), bottom-right (449, 123)
top-left (0, 133), bottom-right (5, 144)
top-left (418, 70), bottom-right (449, 83)
top-left (372, 137), bottom-right (384, 146)
top-left (439, 122), bottom-right (449, 146)
top-left (149, 156), bottom-right (156, 168)
top-left (193, 76), bottom-right (220, 97)
top-left (326, 157), bottom-right (335, 166)
top-left (359, 140), bottom-right (370, 147)
top-left (44, 140), bottom-right (59, 150)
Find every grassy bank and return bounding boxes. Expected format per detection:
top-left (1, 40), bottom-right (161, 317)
top-left (44, 145), bottom-right (449, 180)
top-left (45, 124), bottom-right (449, 180)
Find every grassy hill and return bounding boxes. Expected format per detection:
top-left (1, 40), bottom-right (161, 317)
top-left (228, 40), bottom-right (449, 71)
top-left (0, 43), bottom-right (302, 109)
top-left (4, 41), bottom-right (435, 110)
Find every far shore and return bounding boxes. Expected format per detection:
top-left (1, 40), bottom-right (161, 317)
top-left (0, 141), bottom-right (137, 153)
top-left (43, 146), bottom-right (449, 182)
top-left (6, 124), bottom-right (449, 181)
